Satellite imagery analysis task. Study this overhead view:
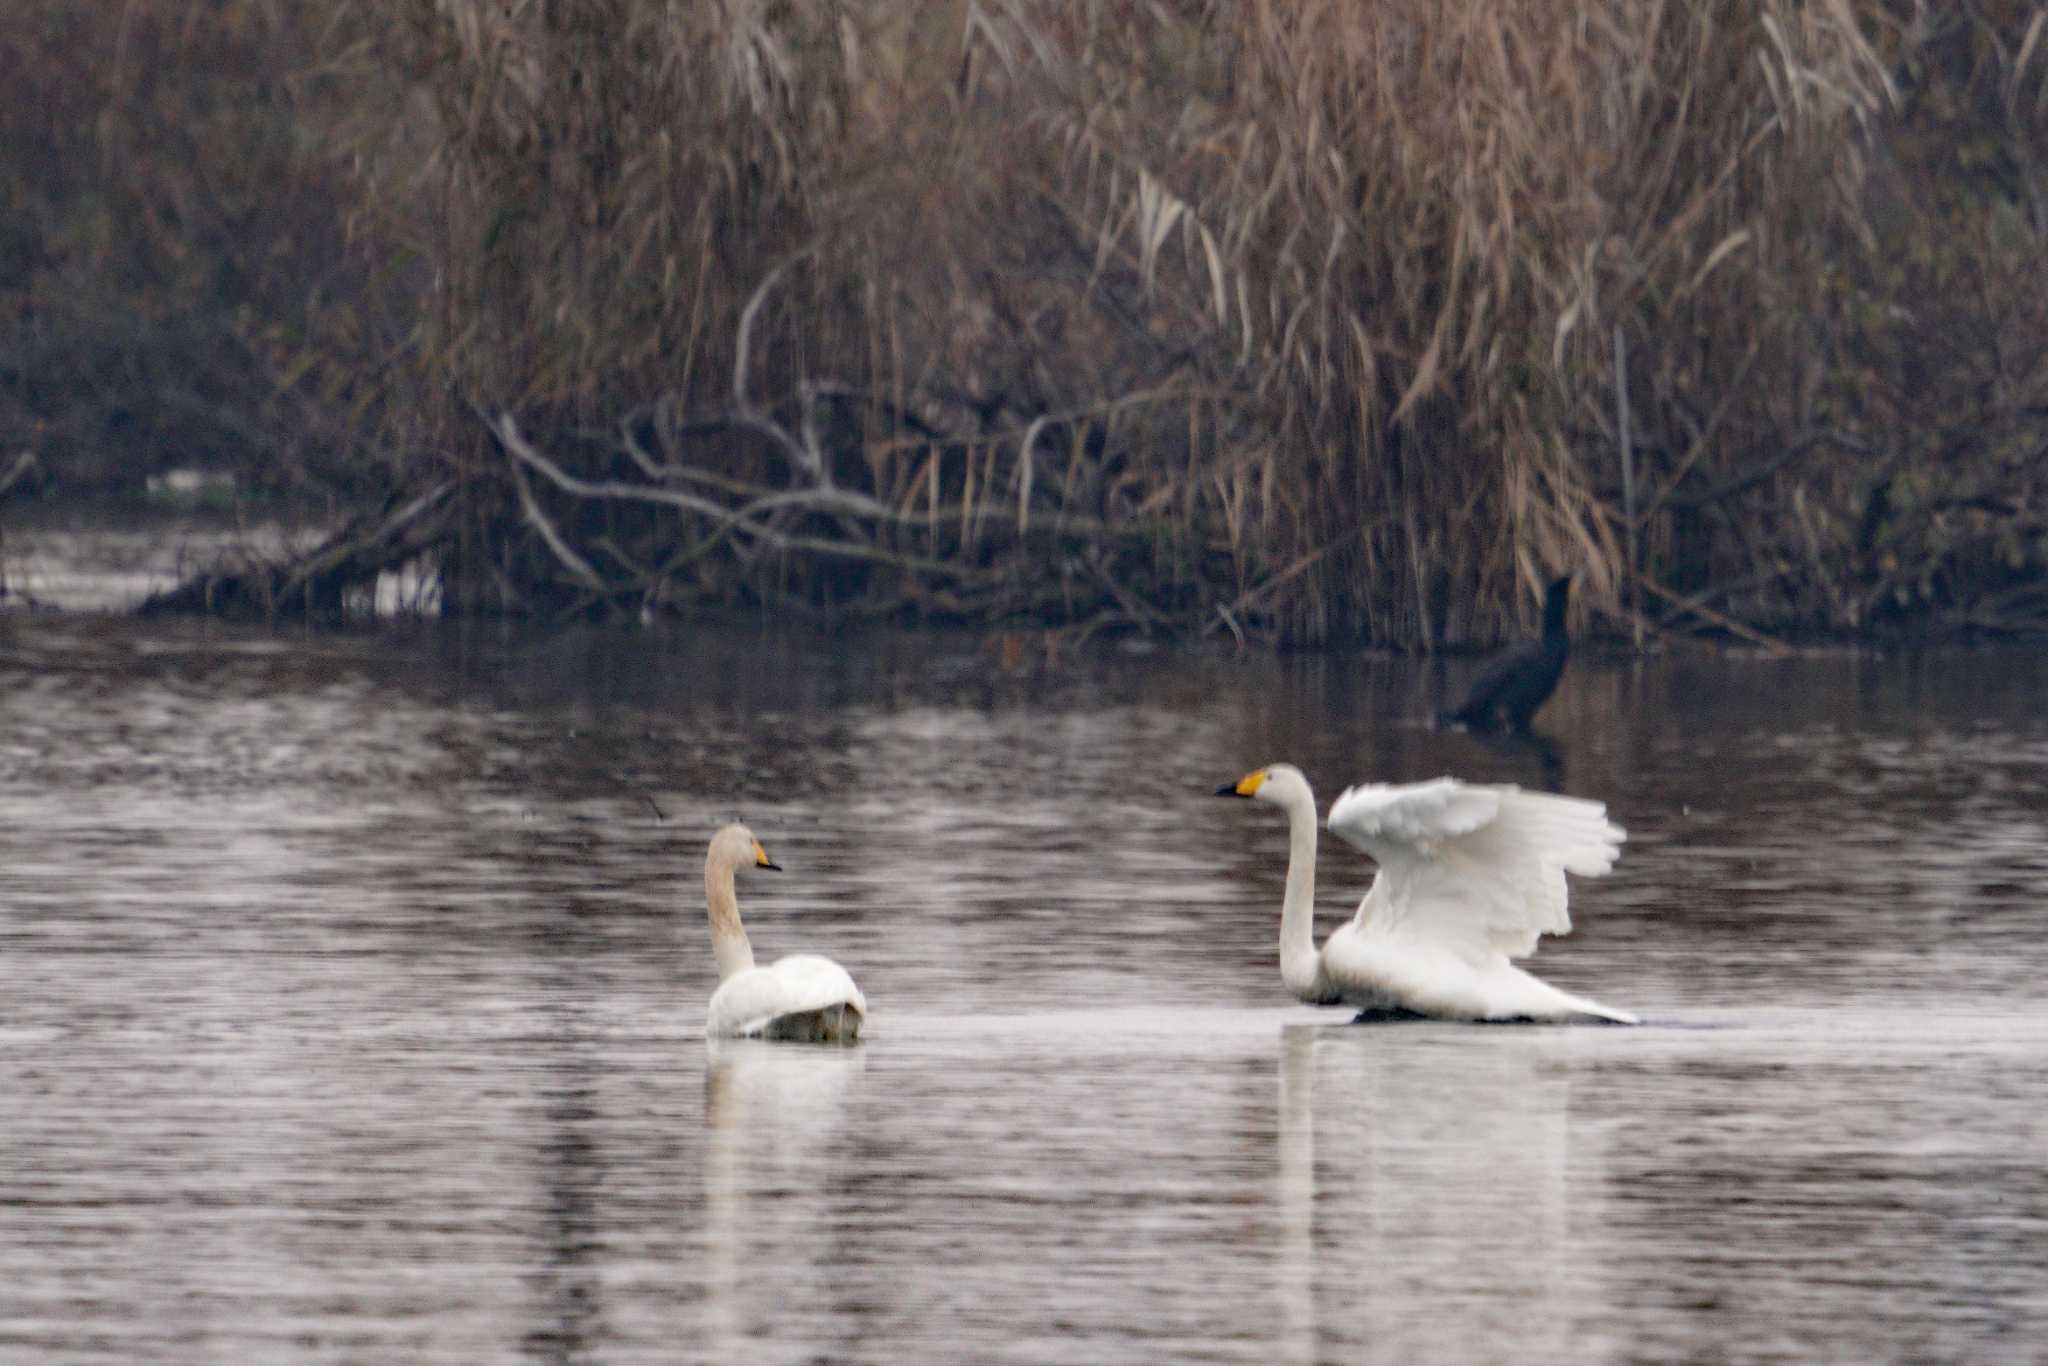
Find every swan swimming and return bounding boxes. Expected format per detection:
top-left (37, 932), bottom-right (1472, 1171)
top-left (702, 823), bottom-right (866, 1042)
top-left (1216, 764), bottom-right (1635, 1023)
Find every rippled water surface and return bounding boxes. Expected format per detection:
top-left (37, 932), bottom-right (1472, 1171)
top-left (3, 609), bottom-right (2047, 1363)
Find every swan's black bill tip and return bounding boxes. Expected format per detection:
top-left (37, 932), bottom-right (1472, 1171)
top-left (759, 860), bottom-right (783, 872)
top-left (1214, 782), bottom-right (1247, 798)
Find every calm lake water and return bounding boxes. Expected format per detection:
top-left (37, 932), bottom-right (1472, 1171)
top-left (4, 578), bottom-right (2048, 1360)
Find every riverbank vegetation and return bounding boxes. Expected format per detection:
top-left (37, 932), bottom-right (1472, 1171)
top-left (4, 2), bottom-right (2046, 645)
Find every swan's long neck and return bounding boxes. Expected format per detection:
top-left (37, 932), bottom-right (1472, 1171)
top-left (705, 861), bottom-right (756, 981)
top-left (1277, 788), bottom-right (1324, 1000)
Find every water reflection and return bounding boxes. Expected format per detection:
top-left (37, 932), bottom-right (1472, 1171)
top-left (1438, 723), bottom-right (1567, 791)
top-left (701, 1040), bottom-right (866, 1359)
top-left (1274, 1026), bottom-right (1318, 1363)
top-left (1279, 1023), bottom-right (1602, 1362)
top-left (3, 610), bottom-right (2048, 1362)
top-left (0, 507), bottom-right (326, 613)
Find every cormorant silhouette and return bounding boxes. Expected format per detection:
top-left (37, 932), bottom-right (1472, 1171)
top-left (1439, 574), bottom-right (1574, 734)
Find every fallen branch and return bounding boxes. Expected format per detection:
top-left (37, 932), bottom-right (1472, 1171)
top-left (139, 482), bottom-right (454, 621)
top-left (1638, 573), bottom-right (1795, 654)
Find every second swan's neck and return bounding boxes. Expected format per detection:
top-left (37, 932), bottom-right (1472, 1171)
top-left (705, 862), bottom-right (756, 981)
top-left (1278, 789), bottom-right (1324, 1000)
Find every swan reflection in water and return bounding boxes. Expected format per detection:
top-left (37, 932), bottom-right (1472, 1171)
top-left (1277, 1023), bottom-right (1609, 1361)
top-left (701, 1039), bottom-right (865, 1354)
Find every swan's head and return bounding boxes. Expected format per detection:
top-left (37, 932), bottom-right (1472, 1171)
top-left (708, 822), bottom-right (781, 876)
top-left (1214, 763), bottom-right (1313, 810)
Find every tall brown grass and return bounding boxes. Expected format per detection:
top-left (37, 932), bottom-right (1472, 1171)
top-left (11, 2), bottom-right (2047, 642)
top-left (0, 3), bottom-right (411, 498)
top-left (991, 0), bottom-right (2000, 643)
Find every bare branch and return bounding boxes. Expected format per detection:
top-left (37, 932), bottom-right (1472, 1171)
top-left (0, 451), bottom-right (38, 499)
top-left (732, 248), bottom-right (823, 484)
top-left (495, 415), bottom-right (608, 592)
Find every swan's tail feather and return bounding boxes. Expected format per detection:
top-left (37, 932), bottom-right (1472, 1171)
top-left (1546, 984), bottom-right (1637, 1025)
top-left (1567, 996), bottom-right (1638, 1025)
top-left (1490, 961), bottom-right (1638, 1024)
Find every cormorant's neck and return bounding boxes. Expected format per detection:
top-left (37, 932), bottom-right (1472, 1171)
top-left (1542, 583), bottom-right (1571, 641)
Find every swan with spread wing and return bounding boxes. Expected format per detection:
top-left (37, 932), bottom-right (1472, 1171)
top-left (1216, 764), bottom-right (1634, 1023)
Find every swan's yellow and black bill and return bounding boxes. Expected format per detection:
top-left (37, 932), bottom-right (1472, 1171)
top-left (1215, 769), bottom-right (1266, 798)
top-left (753, 841), bottom-right (782, 871)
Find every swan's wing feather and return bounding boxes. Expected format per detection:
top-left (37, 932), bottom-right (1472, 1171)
top-left (1329, 779), bottom-right (1624, 961)
top-left (765, 954), bottom-right (868, 1018)
top-left (1327, 778), bottom-right (1501, 846)
top-left (708, 954), bottom-right (867, 1037)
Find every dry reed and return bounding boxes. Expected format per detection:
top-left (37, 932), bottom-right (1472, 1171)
top-left (10, 2), bottom-right (2044, 642)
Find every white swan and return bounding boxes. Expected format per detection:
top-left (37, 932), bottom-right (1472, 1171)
top-left (702, 824), bottom-right (866, 1042)
top-left (1216, 764), bottom-right (1635, 1023)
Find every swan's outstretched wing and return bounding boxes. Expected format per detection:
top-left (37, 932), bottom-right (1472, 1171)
top-left (1326, 779), bottom-right (1624, 960)
top-left (708, 954), bottom-right (868, 1038)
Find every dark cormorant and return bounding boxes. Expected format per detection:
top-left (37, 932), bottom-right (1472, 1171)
top-left (1439, 574), bottom-right (1574, 734)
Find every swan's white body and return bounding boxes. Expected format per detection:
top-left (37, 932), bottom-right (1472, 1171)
top-left (1220, 764), bottom-right (1635, 1023)
top-left (701, 824), bottom-right (866, 1043)
top-left (707, 954), bottom-right (868, 1041)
